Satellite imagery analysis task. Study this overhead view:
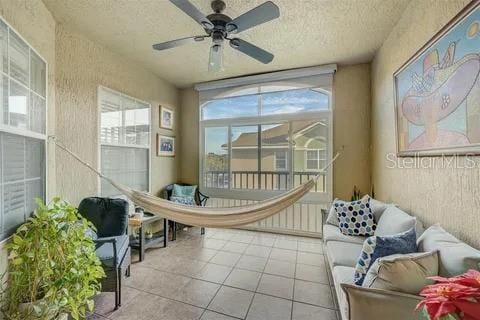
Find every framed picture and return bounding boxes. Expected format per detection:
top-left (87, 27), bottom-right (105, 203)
top-left (394, 1), bottom-right (480, 156)
top-left (160, 106), bottom-right (174, 129)
top-left (157, 134), bottom-right (175, 157)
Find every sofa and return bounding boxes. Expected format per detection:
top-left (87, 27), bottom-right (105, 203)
top-left (323, 198), bottom-right (480, 320)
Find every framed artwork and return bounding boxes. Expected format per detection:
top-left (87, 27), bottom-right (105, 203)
top-left (160, 106), bottom-right (174, 129)
top-left (394, 1), bottom-right (480, 156)
top-left (157, 134), bottom-right (175, 157)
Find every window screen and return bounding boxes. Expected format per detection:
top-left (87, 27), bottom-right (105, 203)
top-left (0, 18), bottom-right (47, 240)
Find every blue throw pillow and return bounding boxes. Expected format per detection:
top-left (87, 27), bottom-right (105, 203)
top-left (171, 195), bottom-right (195, 206)
top-left (172, 184), bottom-right (197, 197)
top-left (354, 227), bottom-right (417, 285)
top-left (334, 196), bottom-right (376, 236)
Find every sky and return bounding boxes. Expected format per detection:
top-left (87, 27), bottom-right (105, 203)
top-left (202, 88), bottom-right (329, 154)
top-left (202, 88), bottom-right (329, 120)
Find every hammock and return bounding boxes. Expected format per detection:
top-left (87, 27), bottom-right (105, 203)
top-left (50, 136), bottom-right (339, 228)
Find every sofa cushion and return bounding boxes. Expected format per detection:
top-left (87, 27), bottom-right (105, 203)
top-left (417, 225), bottom-right (480, 277)
top-left (362, 251), bottom-right (439, 294)
top-left (370, 198), bottom-right (391, 222)
top-left (323, 224), bottom-right (367, 245)
top-left (326, 241), bottom-right (364, 269)
top-left (96, 235), bottom-right (130, 268)
top-left (354, 228), bottom-right (417, 285)
top-left (335, 196), bottom-right (376, 236)
top-left (374, 206), bottom-right (416, 237)
top-left (333, 266), bottom-right (355, 320)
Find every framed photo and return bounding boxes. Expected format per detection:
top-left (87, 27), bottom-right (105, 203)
top-left (394, 1), bottom-right (480, 156)
top-left (157, 134), bottom-right (175, 157)
top-left (160, 106), bottom-right (174, 129)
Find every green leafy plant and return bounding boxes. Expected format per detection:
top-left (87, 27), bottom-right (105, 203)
top-left (1, 198), bottom-right (105, 320)
top-left (351, 185), bottom-right (361, 201)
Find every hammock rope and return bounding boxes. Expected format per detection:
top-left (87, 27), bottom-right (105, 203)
top-left (49, 136), bottom-right (340, 227)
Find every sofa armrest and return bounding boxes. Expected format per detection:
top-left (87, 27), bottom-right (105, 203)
top-left (341, 284), bottom-right (423, 320)
top-left (321, 208), bottom-right (328, 226)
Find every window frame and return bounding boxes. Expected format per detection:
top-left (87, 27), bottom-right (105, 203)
top-left (0, 17), bottom-right (48, 242)
top-left (199, 87), bottom-right (333, 204)
top-left (97, 86), bottom-right (152, 195)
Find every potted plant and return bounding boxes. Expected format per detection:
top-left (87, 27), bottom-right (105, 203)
top-left (1, 198), bottom-right (105, 320)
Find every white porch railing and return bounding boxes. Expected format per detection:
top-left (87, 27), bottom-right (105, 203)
top-left (206, 197), bottom-right (327, 238)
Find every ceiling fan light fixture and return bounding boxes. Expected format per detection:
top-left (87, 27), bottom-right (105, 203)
top-left (208, 44), bottom-right (224, 72)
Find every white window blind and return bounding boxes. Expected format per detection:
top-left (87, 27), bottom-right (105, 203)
top-left (98, 87), bottom-right (150, 197)
top-left (197, 65), bottom-right (335, 203)
top-left (0, 18), bottom-right (47, 240)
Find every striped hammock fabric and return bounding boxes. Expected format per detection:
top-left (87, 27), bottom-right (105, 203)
top-left (50, 136), bottom-right (339, 228)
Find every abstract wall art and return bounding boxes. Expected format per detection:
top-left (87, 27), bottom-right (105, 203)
top-left (394, 1), bottom-right (480, 156)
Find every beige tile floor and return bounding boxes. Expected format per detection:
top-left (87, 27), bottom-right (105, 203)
top-left (90, 228), bottom-right (340, 320)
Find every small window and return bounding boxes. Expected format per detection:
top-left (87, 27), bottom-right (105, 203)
top-left (99, 87), bottom-right (151, 197)
top-left (306, 150), bottom-right (320, 170)
top-left (275, 151), bottom-right (287, 170)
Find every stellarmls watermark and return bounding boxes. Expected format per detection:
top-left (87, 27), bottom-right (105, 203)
top-left (385, 153), bottom-right (480, 169)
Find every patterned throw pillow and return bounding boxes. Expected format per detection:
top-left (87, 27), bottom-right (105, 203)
top-left (334, 196), bottom-right (376, 236)
top-left (171, 195), bottom-right (195, 206)
top-left (354, 227), bottom-right (417, 285)
top-left (172, 184), bottom-right (197, 197)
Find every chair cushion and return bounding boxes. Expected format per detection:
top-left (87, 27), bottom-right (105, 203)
top-left (171, 195), bottom-right (196, 206)
top-left (323, 224), bottom-right (367, 245)
top-left (96, 235), bottom-right (130, 268)
top-left (326, 241), bottom-right (364, 268)
top-left (334, 196), bottom-right (376, 236)
top-left (417, 224), bottom-right (480, 277)
top-left (332, 266), bottom-right (355, 320)
top-left (362, 251), bottom-right (439, 294)
top-left (78, 197), bottom-right (128, 237)
top-left (374, 206), bottom-right (416, 237)
top-left (354, 228), bottom-right (417, 285)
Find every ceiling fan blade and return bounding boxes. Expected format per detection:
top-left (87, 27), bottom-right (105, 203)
top-left (226, 1), bottom-right (279, 34)
top-left (229, 38), bottom-right (274, 64)
top-left (153, 36), bottom-right (207, 51)
top-left (170, 0), bottom-right (214, 30)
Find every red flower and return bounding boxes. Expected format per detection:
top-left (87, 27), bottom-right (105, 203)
top-left (416, 270), bottom-right (480, 320)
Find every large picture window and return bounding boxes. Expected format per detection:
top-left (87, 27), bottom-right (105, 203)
top-left (199, 73), bottom-right (333, 203)
top-left (98, 87), bottom-right (150, 197)
top-left (0, 19), bottom-right (47, 240)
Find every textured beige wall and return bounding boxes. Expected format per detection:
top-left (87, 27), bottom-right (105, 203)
top-left (179, 88), bottom-right (199, 185)
top-left (179, 64), bottom-right (372, 199)
top-left (371, 0), bottom-right (480, 247)
top-left (333, 64), bottom-right (371, 199)
top-left (55, 24), bottom-right (180, 205)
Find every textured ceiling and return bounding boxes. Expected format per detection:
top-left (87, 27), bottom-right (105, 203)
top-left (43, 0), bottom-right (410, 88)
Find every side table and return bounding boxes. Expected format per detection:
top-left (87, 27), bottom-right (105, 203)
top-left (129, 212), bottom-right (168, 262)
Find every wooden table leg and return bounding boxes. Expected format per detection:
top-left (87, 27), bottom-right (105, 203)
top-left (139, 223), bottom-right (145, 262)
top-left (163, 218), bottom-right (168, 248)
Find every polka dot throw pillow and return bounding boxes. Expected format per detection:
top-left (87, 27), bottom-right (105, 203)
top-left (334, 196), bottom-right (376, 236)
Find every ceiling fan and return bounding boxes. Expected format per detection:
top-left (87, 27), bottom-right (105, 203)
top-left (153, 0), bottom-right (280, 72)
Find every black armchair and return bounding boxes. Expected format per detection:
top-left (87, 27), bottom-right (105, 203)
top-left (78, 197), bottom-right (131, 310)
top-left (162, 183), bottom-right (209, 239)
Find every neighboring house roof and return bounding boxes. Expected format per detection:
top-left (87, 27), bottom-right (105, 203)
top-left (224, 120), bottom-right (326, 149)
